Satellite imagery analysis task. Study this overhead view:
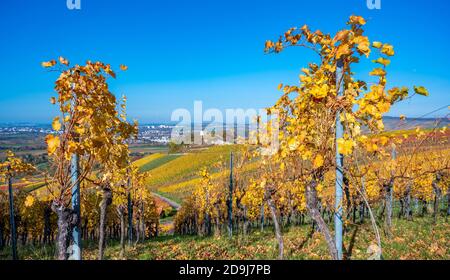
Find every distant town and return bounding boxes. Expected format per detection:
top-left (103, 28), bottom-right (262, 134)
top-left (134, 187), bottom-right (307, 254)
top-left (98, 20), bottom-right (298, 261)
top-left (0, 116), bottom-right (448, 154)
top-left (0, 123), bottom-right (174, 145)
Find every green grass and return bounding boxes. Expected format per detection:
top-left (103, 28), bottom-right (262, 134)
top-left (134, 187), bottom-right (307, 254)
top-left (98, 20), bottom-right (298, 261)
top-left (2, 216), bottom-right (448, 260)
top-left (133, 153), bottom-right (165, 168)
top-left (23, 181), bottom-right (47, 192)
top-left (130, 145), bottom-right (168, 154)
top-left (138, 154), bottom-right (181, 173)
top-left (154, 190), bottom-right (183, 205)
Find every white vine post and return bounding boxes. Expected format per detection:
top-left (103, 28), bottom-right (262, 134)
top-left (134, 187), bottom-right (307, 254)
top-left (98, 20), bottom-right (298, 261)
top-left (335, 59), bottom-right (344, 260)
top-left (71, 82), bottom-right (82, 260)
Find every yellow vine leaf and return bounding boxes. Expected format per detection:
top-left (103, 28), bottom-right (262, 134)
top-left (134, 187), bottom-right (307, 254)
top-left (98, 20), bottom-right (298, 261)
top-left (370, 68), bottom-right (386, 76)
top-left (24, 196), bottom-right (35, 207)
top-left (336, 44), bottom-right (351, 59)
top-left (354, 36), bottom-right (371, 57)
top-left (52, 117), bottom-right (61, 131)
top-left (337, 138), bottom-right (354, 155)
top-left (45, 135), bottom-right (60, 155)
top-left (310, 84), bottom-right (329, 99)
top-left (313, 154), bottom-right (324, 168)
top-left (75, 126), bottom-right (85, 135)
top-left (414, 86), bottom-right (429, 96)
top-left (349, 15), bottom-right (366, 25)
top-left (41, 60), bottom-right (56, 68)
top-left (373, 57), bottom-right (391, 66)
top-left (58, 56), bottom-right (69, 66)
top-left (379, 136), bottom-right (389, 145)
top-left (381, 44), bottom-right (395, 56)
top-left (372, 41), bottom-right (382, 48)
top-left (288, 137), bottom-right (298, 151)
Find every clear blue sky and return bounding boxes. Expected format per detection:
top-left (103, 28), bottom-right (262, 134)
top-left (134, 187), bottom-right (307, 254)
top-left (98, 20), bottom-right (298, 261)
top-left (0, 0), bottom-right (449, 123)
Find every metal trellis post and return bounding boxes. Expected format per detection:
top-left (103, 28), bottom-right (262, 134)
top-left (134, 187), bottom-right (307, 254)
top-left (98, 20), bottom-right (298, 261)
top-left (70, 79), bottom-right (81, 260)
top-left (128, 178), bottom-right (133, 246)
top-left (335, 59), bottom-right (344, 260)
top-left (228, 152), bottom-right (233, 238)
top-left (71, 153), bottom-right (81, 260)
top-left (7, 168), bottom-right (17, 260)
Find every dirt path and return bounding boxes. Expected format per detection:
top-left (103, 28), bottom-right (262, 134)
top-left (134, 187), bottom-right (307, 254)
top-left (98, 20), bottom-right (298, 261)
top-left (151, 192), bottom-right (180, 235)
top-left (151, 192), bottom-right (181, 210)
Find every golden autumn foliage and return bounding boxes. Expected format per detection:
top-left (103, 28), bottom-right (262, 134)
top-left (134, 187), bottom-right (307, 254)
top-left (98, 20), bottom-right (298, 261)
top-left (0, 151), bottom-right (36, 180)
top-left (42, 58), bottom-right (138, 207)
